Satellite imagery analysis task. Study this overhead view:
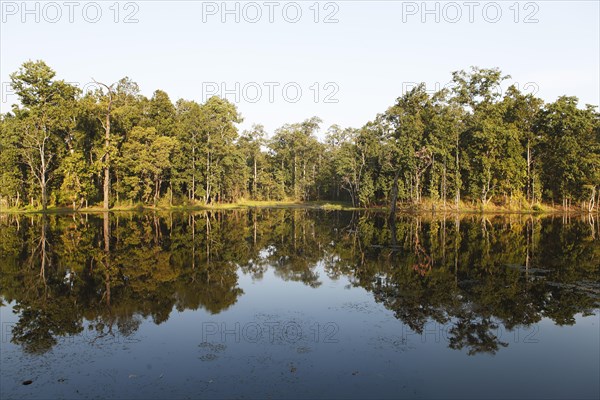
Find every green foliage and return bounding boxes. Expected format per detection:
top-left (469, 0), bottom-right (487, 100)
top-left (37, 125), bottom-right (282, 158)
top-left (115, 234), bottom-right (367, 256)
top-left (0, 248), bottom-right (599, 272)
top-left (538, 97), bottom-right (600, 204)
top-left (1, 61), bottom-right (598, 211)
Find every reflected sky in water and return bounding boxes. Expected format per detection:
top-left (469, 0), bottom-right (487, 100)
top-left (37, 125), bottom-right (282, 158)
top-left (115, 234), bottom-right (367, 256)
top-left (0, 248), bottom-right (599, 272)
top-left (1, 210), bottom-right (598, 399)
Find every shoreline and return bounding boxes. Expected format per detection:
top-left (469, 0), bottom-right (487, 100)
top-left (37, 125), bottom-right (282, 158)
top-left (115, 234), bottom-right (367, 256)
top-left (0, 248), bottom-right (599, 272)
top-left (0, 200), bottom-right (597, 215)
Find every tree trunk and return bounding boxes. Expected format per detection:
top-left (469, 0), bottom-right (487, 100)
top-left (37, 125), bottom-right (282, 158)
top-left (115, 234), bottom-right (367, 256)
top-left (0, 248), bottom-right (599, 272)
top-left (414, 172), bottom-right (420, 204)
top-left (41, 183), bottom-right (48, 211)
top-left (389, 170), bottom-right (401, 218)
top-left (103, 104), bottom-right (111, 210)
top-left (442, 160), bottom-right (447, 208)
top-left (455, 134), bottom-right (460, 208)
top-left (40, 167), bottom-right (48, 211)
top-left (526, 139), bottom-right (531, 203)
top-left (192, 141), bottom-right (196, 201)
top-left (205, 145), bottom-right (211, 205)
top-left (94, 80), bottom-right (113, 211)
top-left (293, 154), bottom-right (298, 199)
top-left (104, 162), bottom-right (110, 210)
top-left (154, 177), bottom-right (160, 206)
top-left (253, 155), bottom-right (257, 198)
top-left (531, 172), bottom-right (536, 205)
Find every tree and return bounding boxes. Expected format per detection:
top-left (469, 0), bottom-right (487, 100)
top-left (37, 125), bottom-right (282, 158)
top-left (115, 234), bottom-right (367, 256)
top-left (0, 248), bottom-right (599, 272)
top-left (143, 90), bottom-right (176, 136)
top-left (9, 61), bottom-right (79, 210)
top-left (0, 114), bottom-right (25, 208)
top-left (423, 89), bottom-right (462, 207)
top-left (119, 127), bottom-right (177, 204)
top-left (239, 124), bottom-right (267, 199)
top-left (538, 97), bottom-right (600, 208)
top-left (270, 117), bottom-right (323, 200)
top-left (2, 61), bottom-right (598, 211)
top-left (502, 86), bottom-right (544, 204)
top-left (450, 67), bottom-right (517, 205)
top-left (90, 80), bottom-right (114, 210)
top-left (173, 99), bottom-right (204, 202)
top-left (59, 146), bottom-right (95, 209)
top-left (327, 126), bottom-right (367, 206)
top-left (385, 84), bottom-right (433, 212)
top-left (198, 97), bottom-right (242, 204)
top-left (83, 77), bottom-right (141, 208)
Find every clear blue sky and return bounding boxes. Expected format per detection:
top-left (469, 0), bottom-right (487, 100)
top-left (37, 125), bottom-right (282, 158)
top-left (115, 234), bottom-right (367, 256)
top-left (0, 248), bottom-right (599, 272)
top-left (1, 0), bottom-right (599, 136)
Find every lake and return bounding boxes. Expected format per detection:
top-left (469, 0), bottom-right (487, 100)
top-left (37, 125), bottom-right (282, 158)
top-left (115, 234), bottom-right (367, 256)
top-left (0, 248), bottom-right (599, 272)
top-left (0, 210), bottom-right (599, 399)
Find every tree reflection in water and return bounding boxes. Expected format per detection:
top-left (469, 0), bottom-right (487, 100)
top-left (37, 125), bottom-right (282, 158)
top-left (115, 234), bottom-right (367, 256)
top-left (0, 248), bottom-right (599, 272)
top-left (0, 210), bottom-right (598, 355)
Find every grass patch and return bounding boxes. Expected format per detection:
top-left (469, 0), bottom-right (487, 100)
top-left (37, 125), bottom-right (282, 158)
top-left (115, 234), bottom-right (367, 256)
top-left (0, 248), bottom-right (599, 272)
top-left (0, 199), bottom-right (588, 215)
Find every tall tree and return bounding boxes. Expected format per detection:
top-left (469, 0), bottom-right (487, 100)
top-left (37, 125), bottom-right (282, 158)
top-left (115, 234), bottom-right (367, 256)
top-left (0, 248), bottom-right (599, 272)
top-left (174, 99), bottom-right (204, 202)
top-left (0, 114), bottom-right (25, 208)
top-left (538, 97), bottom-right (600, 208)
top-left (502, 86), bottom-right (544, 204)
top-left (385, 84), bottom-right (432, 213)
top-left (85, 77), bottom-right (141, 207)
top-left (270, 117), bottom-right (323, 200)
top-left (9, 61), bottom-right (79, 210)
top-left (200, 96), bottom-right (242, 204)
top-left (91, 80), bottom-right (114, 210)
top-left (118, 126), bottom-right (177, 204)
top-left (239, 124), bottom-right (267, 199)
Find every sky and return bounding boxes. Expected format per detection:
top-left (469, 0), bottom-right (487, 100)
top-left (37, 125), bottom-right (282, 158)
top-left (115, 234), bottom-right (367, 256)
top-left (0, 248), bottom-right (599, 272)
top-left (1, 0), bottom-right (599, 137)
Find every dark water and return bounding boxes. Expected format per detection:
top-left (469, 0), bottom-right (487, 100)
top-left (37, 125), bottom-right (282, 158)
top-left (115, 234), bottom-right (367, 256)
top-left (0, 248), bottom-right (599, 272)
top-left (0, 210), bottom-right (598, 399)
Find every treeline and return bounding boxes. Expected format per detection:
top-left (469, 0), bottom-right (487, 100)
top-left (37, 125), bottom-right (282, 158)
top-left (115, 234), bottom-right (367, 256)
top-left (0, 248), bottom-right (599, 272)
top-left (0, 61), bottom-right (598, 211)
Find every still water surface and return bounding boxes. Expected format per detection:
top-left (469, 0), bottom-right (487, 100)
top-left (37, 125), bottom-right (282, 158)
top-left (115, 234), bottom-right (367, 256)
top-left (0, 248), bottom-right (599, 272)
top-left (0, 210), bottom-right (599, 399)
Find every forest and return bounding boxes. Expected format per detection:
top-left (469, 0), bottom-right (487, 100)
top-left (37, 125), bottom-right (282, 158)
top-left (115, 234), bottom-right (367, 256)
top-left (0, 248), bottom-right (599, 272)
top-left (0, 60), bottom-right (598, 212)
